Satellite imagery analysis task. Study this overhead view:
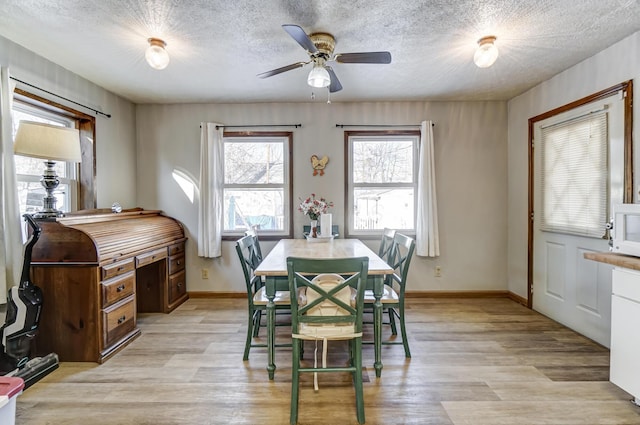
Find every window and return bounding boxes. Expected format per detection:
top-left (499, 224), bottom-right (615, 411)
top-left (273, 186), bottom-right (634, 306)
top-left (12, 103), bottom-right (78, 216)
top-left (539, 110), bottom-right (608, 237)
top-left (222, 132), bottom-right (292, 238)
top-left (346, 131), bottom-right (419, 237)
top-left (12, 89), bottom-right (96, 216)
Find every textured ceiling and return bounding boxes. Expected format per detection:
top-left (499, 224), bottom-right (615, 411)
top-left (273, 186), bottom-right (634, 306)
top-left (0, 0), bottom-right (639, 104)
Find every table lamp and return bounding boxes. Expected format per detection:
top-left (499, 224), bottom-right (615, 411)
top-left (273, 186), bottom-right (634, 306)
top-left (13, 121), bottom-right (82, 218)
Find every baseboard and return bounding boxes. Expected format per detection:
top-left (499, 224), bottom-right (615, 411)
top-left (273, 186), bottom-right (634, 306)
top-left (189, 290), bottom-right (529, 305)
top-left (405, 290), bottom-right (510, 298)
top-left (188, 291), bottom-right (244, 299)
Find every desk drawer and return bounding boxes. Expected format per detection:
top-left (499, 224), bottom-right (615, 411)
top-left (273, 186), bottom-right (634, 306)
top-left (103, 296), bottom-right (136, 348)
top-left (169, 270), bottom-right (186, 304)
top-left (169, 254), bottom-right (185, 275)
top-left (136, 247), bottom-right (167, 268)
top-left (168, 242), bottom-right (185, 256)
top-left (102, 258), bottom-right (135, 281)
top-left (101, 271), bottom-right (135, 308)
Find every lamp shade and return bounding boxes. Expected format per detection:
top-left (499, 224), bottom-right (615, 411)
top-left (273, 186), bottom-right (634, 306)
top-left (307, 65), bottom-right (331, 88)
top-left (14, 121), bottom-right (82, 163)
top-left (474, 36), bottom-right (499, 68)
top-left (145, 37), bottom-right (170, 70)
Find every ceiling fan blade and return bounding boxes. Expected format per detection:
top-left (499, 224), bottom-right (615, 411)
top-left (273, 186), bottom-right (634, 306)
top-left (257, 61), bottom-right (308, 79)
top-left (334, 51), bottom-right (392, 64)
top-left (326, 66), bottom-right (343, 93)
top-left (282, 24), bottom-right (318, 53)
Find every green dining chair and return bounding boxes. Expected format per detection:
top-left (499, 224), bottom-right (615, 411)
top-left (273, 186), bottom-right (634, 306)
top-left (235, 235), bottom-right (291, 360)
top-left (378, 227), bottom-right (396, 263)
top-left (244, 225), bottom-right (263, 265)
top-left (364, 232), bottom-right (415, 358)
top-left (287, 256), bottom-right (369, 425)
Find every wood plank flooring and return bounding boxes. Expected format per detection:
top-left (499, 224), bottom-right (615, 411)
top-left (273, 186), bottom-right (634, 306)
top-left (14, 297), bottom-right (640, 424)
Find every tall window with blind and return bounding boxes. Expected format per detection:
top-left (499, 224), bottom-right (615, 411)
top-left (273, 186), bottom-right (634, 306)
top-left (539, 111), bottom-right (609, 237)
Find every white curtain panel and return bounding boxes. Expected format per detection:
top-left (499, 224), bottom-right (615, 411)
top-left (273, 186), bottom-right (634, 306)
top-left (416, 120), bottom-right (440, 257)
top-left (0, 68), bottom-right (22, 303)
top-left (197, 122), bottom-right (224, 258)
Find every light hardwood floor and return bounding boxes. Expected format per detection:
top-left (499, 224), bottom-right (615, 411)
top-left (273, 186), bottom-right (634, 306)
top-left (14, 297), bottom-right (640, 424)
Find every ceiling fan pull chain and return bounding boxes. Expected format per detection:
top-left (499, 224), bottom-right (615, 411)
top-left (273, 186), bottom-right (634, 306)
top-left (327, 89), bottom-right (331, 104)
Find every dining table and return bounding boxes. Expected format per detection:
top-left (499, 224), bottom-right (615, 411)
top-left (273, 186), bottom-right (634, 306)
top-left (254, 238), bottom-right (393, 380)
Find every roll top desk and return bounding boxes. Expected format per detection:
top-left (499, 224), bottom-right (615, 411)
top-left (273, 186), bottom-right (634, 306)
top-left (30, 208), bottom-right (188, 363)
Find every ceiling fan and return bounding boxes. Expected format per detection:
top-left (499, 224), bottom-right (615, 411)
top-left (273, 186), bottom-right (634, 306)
top-left (257, 24), bottom-right (392, 93)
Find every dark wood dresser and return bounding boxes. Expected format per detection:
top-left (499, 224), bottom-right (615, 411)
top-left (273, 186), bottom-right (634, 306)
top-left (30, 208), bottom-right (188, 363)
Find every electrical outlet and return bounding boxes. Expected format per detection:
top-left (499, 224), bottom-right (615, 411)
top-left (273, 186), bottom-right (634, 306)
top-left (201, 268), bottom-right (209, 279)
top-left (434, 266), bottom-right (442, 277)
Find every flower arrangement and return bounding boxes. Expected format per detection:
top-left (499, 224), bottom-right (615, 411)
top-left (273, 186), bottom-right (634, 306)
top-left (298, 193), bottom-right (333, 221)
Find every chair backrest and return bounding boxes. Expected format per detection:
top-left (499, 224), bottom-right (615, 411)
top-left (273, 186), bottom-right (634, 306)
top-left (287, 257), bottom-right (369, 333)
top-left (378, 228), bottom-right (396, 262)
top-left (244, 226), bottom-right (263, 265)
top-left (235, 235), bottom-right (263, 301)
top-left (388, 233), bottom-right (415, 295)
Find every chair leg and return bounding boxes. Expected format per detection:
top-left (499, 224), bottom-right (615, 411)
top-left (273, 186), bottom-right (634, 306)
top-left (387, 307), bottom-right (398, 335)
top-left (353, 338), bottom-right (365, 424)
top-left (398, 301), bottom-right (411, 358)
top-left (243, 308), bottom-right (255, 361)
top-left (253, 310), bottom-right (262, 337)
top-left (290, 338), bottom-right (301, 425)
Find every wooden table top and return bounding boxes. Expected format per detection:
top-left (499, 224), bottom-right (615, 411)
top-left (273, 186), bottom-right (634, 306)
top-left (255, 238), bottom-right (393, 276)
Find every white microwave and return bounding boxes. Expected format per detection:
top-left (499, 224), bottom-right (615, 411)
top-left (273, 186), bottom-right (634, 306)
top-left (612, 203), bottom-right (640, 257)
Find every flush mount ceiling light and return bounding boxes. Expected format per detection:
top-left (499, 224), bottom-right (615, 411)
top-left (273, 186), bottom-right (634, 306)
top-left (145, 37), bottom-right (170, 70)
top-left (474, 35), bottom-right (498, 68)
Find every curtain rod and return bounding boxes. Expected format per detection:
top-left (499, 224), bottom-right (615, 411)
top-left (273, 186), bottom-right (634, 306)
top-left (335, 123), bottom-right (433, 128)
top-left (10, 77), bottom-right (111, 118)
top-left (215, 124), bottom-right (302, 129)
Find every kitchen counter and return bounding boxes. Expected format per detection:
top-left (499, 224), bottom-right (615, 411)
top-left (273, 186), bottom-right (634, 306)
top-left (584, 251), bottom-right (640, 271)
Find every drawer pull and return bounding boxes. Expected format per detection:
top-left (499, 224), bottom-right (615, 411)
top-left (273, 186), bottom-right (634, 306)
top-left (177, 282), bottom-right (182, 288)
top-left (117, 266), bottom-right (124, 271)
top-left (117, 315), bottom-right (127, 324)
top-left (176, 261), bottom-right (181, 266)
top-left (116, 284), bottom-right (125, 292)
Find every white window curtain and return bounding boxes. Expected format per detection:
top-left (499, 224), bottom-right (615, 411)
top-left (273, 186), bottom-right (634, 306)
top-left (415, 120), bottom-right (439, 257)
top-left (0, 67), bottom-right (22, 303)
top-left (198, 122), bottom-right (224, 258)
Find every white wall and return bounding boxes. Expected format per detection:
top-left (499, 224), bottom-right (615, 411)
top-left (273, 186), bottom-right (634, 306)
top-left (0, 35), bottom-right (138, 209)
top-left (507, 30), bottom-right (640, 299)
top-left (136, 101), bottom-right (508, 293)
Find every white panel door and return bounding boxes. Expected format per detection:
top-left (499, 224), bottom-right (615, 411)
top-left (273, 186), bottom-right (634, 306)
top-left (532, 93), bottom-right (624, 347)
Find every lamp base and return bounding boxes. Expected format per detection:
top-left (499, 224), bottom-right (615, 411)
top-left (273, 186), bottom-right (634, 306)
top-left (31, 210), bottom-right (64, 219)
top-left (33, 160), bottom-right (64, 219)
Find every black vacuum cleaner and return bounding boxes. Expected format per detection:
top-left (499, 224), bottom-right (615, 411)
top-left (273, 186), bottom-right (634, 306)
top-left (0, 214), bottom-right (58, 389)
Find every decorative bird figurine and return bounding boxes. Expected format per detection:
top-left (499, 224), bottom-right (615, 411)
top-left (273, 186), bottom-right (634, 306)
top-left (310, 155), bottom-right (329, 176)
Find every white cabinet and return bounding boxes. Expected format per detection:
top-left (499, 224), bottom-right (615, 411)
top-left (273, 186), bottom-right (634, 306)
top-left (610, 267), bottom-right (640, 403)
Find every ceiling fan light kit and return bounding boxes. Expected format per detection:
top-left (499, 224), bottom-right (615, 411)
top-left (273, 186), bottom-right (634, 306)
top-left (307, 63), bottom-right (331, 88)
top-left (258, 24), bottom-right (392, 95)
top-left (474, 35), bottom-right (498, 68)
top-left (145, 37), bottom-right (170, 70)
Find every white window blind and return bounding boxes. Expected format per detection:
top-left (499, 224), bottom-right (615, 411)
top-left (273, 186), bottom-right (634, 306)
top-left (540, 110), bottom-right (608, 237)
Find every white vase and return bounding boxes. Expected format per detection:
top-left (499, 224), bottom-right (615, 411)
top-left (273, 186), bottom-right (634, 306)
top-left (310, 220), bottom-right (318, 238)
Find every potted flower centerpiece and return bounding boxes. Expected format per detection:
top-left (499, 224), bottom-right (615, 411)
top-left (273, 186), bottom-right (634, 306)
top-left (298, 193), bottom-right (333, 238)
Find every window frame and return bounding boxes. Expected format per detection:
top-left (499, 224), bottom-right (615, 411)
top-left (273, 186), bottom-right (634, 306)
top-left (13, 88), bottom-right (97, 211)
top-left (344, 130), bottom-right (420, 239)
top-left (221, 131), bottom-right (293, 241)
